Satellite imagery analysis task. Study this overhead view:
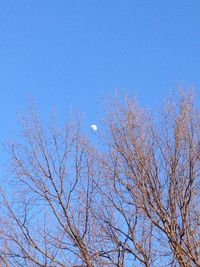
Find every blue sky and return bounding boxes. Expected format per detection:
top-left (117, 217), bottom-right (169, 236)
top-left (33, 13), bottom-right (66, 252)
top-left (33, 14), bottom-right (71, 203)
top-left (0, 0), bottom-right (200, 140)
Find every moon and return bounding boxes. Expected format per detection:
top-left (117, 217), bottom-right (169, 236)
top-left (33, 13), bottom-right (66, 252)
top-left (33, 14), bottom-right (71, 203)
top-left (90, 124), bottom-right (98, 131)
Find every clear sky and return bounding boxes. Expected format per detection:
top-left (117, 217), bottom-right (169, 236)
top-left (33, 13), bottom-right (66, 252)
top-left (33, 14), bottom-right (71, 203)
top-left (0, 0), bottom-right (200, 140)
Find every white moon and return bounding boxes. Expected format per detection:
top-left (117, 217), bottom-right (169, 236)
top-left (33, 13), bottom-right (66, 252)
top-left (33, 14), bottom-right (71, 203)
top-left (90, 124), bottom-right (98, 131)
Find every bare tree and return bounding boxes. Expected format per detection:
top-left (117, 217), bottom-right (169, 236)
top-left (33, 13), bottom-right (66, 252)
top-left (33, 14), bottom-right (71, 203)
top-left (0, 111), bottom-right (103, 266)
top-left (96, 91), bottom-right (200, 266)
top-left (1, 91), bottom-right (200, 266)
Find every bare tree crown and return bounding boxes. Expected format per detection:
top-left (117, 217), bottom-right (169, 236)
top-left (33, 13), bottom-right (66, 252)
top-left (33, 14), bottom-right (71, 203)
top-left (1, 91), bottom-right (200, 267)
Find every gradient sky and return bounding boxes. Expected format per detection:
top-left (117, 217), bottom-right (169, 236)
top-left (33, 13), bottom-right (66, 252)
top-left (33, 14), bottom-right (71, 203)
top-left (0, 0), bottom-right (200, 140)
